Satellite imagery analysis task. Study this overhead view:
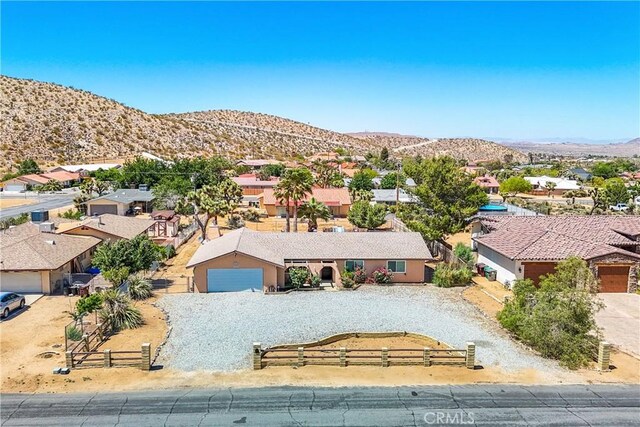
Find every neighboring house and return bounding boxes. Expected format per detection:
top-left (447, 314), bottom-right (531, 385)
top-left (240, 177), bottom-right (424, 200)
top-left (472, 216), bottom-right (640, 293)
top-left (259, 187), bottom-right (351, 217)
top-left (49, 163), bottom-right (121, 177)
top-left (565, 167), bottom-right (592, 182)
top-left (58, 214), bottom-right (155, 241)
top-left (462, 163), bottom-right (485, 176)
top-left (85, 188), bottom-right (155, 216)
top-left (473, 175), bottom-right (500, 194)
top-left (231, 174), bottom-right (280, 195)
top-left (186, 228), bottom-right (433, 292)
top-left (2, 171), bottom-right (81, 192)
top-left (0, 221), bottom-right (100, 294)
top-left (523, 176), bottom-right (580, 195)
top-left (236, 159), bottom-right (281, 169)
top-left (149, 210), bottom-right (180, 239)
top-left (371, 189), bottom-right (418, 204)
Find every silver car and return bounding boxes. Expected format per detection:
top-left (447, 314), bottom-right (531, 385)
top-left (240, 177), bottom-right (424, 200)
top-left (0, 292), bottom-right (26, 319)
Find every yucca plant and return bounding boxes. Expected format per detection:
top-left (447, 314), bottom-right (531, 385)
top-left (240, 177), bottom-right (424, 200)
top-left (99, 289), bottom-right (143, 331)
top-left (127, 276), bottom-right (153, 301)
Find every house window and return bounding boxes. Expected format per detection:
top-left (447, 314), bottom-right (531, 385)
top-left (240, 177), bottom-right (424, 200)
top-left (345, 260), bottom-right (364, 272)
top-left (387, 260), bottom-right (406, 273)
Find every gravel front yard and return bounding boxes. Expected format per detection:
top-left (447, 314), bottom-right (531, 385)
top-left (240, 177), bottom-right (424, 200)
top-left (157, 286), bottom-right (562, 373)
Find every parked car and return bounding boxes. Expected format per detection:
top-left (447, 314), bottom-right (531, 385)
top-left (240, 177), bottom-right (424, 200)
top-left (609, 203), bottom-right (629, 212)
top-left (0, 292), bottom-right (26, 318)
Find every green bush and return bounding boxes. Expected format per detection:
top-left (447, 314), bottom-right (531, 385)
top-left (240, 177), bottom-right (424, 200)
top-left (433, 264), bottom-right (473, 287)
top-left (99, 289), bottom-right (144, 331)
top-left (226, 213), bottom-right (245, 229)
top-left (163, 244), bottom-right (176, 259)
top-left (371, 267), bottom-right (393, 284)
top-left (127, 276), bottom-right (153, 300)
top-left (453, 243), bottom-right (475, 268)
top-left (241, 209), bottom-right (261, 222)
top-left (353, 266), bottom-right (367, 284)
top-left (60, 209), bottom-right (84, 220)
top-left (288, 267), bottom-right (309, 289)
top-left (66, 326), bottom-right (83, 341)
top-left (497, 257), bottom-right (602, 369)
top-left (341, 271), bottom-right (355, 289)
top-left (309, 273), bottom-right (321, 288)
top-left (76, 294), bottom-right (102, 315)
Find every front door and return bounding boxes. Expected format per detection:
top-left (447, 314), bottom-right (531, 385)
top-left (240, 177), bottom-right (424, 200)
top-left (320, 266), bottom-right (333, 281)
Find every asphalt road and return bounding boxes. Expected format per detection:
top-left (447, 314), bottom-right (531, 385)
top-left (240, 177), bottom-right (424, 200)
top-left (0, 193), bottom-right (76, 220)
top-left (1, 385), bottom-right (639, 426)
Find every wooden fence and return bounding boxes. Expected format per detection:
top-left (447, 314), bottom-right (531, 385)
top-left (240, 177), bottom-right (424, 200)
top-left (253, 342), bottom-right (475, 370)
top-left (66, 343), bottom-right (151, 370)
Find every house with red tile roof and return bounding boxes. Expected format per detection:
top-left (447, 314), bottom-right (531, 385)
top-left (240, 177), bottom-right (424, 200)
top-left (259, 187), bottom-right (351, 217)
top-left (231, 174), bottom-right (280, 195)
top-left (2, 171), bottom-right (81, 192)
top-left (473, 175), bottom-right (500, 194)
top-left (472, 216), bottom-right (640, 293)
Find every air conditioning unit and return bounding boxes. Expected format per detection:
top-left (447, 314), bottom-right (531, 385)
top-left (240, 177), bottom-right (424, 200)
top-left (39, 221), bottom-right (55, 233)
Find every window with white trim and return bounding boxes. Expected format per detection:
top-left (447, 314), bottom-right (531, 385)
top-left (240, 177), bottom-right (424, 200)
top-left (345, 260), bottom-right (365, 272)
top-left (387, 260), bottom-right (406, 273)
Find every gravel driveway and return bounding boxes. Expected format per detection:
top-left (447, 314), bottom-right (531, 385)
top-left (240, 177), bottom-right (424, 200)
top-left (157, 286), bottom-right (561, 373)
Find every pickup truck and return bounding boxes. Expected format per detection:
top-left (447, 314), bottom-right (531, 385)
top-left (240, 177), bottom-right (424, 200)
top-left (609, 203), bottom-right (629, 211)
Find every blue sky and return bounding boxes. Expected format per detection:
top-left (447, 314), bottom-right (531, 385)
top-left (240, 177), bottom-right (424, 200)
top-left (2, 1), bottom-right (639, 140)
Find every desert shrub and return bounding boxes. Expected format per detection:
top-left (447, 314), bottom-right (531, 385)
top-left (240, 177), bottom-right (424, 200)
top-left (163, 244), bottom-right (176, 259)
top-left (241, 209), bottom-right (261, 222)
top-left (371, 267), bottom-right (393, 284)
top-left (353, 266), bottom-right (367, 284)
top-left (127, 276), bottom-right (153, 300)
top-left (102, 267), bottom-right (130, 287)
top-left (341, 271), bottom-right (355, 289)
top-left (60, 209), bottom-right (84, 220)
top-left (288, 267), bottom-right (309, 289)
top-left (497, 257), bottom-right (602, 369)
top-left (227, 213), bottom-right (245, 229)
top-left (66, 326), bottom-right (83, 341)
top-left (433, 264), bottom-right (473, 287)
top-left (453, 243), bottom-right (474, 269)
top-left (309, 273), bottom-right (321, 288)
top-left (76, 294), bottom-right (102, 315)
top-left (99, 289), bottom-right (143, 331)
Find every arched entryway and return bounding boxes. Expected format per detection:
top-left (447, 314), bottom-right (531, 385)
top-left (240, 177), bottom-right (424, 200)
top-left (320, 266), bottom-right (334, 282)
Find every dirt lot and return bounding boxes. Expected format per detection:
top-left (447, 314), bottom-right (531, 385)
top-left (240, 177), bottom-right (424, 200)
top-left (0, 198), bottom-right (36, 208)
top-left (0, 294), bottom-right (166, 393)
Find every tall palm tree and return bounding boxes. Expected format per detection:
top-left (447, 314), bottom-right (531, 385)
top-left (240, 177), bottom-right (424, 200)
top-left (299, 198), bottom-right (331, 232)
top-left (275, 168), bottom-right (314, 232)
top-left (273, 184), bottom-right (292, 232)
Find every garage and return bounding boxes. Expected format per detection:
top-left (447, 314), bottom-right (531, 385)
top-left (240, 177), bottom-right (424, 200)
top-left (4, 183), bottom-right (26, 192)
top-left (598, 265), bottom-right (630, 293)
top-left (89, 204), bottom-right (118, 216)
top-left (0, 271), bottom-right (43, 293)
top-left (523, 262), bottom-right (557, 285)
top-left (207, 268), bottom-right (263, 292)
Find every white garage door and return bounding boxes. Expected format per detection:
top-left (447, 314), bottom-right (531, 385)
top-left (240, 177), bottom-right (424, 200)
top-left (0, 272), bottom-right (43, 293)
top-left (4, 184), bottom-right (26, 192)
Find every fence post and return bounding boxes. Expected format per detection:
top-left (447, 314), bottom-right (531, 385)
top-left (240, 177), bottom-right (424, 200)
top-left (423, 347), bottom-right (431, 367)
top-left (97, 323), bottom-right (104, 342)
top-left (381, 347), bottom-right (389, 367)
top-left (253, 343), bottom-right (262, 370)
top-left (141, 343), bottom-right (151, 371)
top-left (103, 349), bottom-right (111, 368)
top-left (65, 351), bottom-right (74, 369)
top-left (465, 342), bottom-right (476, 369)
top-left (597, 342), bottom-right (611, 371)
top-left (82, 334), bottom-right (90, 352)
top-left (339, 347), bottom-right (347, 367)
top-left (297, 347), bottom-right (304, 367)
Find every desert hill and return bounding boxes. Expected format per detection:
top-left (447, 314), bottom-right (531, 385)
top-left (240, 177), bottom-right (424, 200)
top-left (503, 138), bottom-right (640, 157)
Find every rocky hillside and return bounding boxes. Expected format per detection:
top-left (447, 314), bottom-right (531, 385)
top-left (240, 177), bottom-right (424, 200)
top-left (1, 75), bottom-right (527, 171)
top-left (349, 133), bottom-right (528, 163)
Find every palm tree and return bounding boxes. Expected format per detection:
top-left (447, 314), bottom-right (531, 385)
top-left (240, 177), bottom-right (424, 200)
top-left (275, 168), bottom-right (314, 232)
top-left (299, 198), bottom-right (331, 232)
top-left (274, 184), bottom-right (292, 233)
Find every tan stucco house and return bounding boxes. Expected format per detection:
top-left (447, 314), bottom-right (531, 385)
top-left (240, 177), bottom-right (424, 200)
top-left (187, 228), bottom-right (432, 292)
top-left (0, 222), bottom-right (100, 294)
top-left (58, 214), bottom-right (156, 241)
top-left (259, 187), bottom-right (351, 218)
top-left (85, 188), bottom-right (155, 216)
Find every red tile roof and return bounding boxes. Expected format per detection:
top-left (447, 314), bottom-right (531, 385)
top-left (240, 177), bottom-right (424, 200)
top-left (473, 175), bottom-right (499, 188)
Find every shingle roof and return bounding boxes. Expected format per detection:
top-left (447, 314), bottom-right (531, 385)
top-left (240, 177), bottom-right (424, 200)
top-left (372, 189), bottom-right (418, 203)
top-left (87, 189), bottom-right (156, 204)
top-left (231, 175), bottom-right (280, 187)
top-left (473, 175), bottom-right (500, 188)
top-left (187, 228), bottom-right (433, 268)
top-left (60, 214), bottom-right (155, 240)
top-left (475, 216), bottom-right (640, 261)
top-left (40, 171), bottom-right (80, 182)
top-left (0, 223), bottom-right (101, 271)
top-left (261, 188), bottom-right (351, 207)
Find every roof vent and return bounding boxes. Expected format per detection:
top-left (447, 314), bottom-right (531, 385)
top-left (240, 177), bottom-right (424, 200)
top-left (45, 240), bottom-right (56, 245)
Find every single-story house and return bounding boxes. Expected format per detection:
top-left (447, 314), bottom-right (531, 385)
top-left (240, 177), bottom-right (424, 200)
top-left (49, 163), bottom-right (121, 177)
top-left (186, 228), bottom-right (433, 292)
top-left (236, 159), bottom-right (281, 169)
top-left (0, 221), bottom-right (100, 294)
top-left (259, 187), bottom-right (351, 217)
top-left (85, 188), bottom-right (155, 216)
top-left (58, 214), bottom-right (156, 241)
top-left (565, 167), bottom-right (592, 182)
top-left (371, 189), bottom-right (418, 204)
top-left (473, 175), bottom-right (500, 194)
top-left (2, 171), bottom-right (81, 192)
top-left (524, 176), bottom-right (580, 195)
top-left (231, 174), bottom-right (280, 195)
top-left (473, 216), bottom-right (640, 293)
